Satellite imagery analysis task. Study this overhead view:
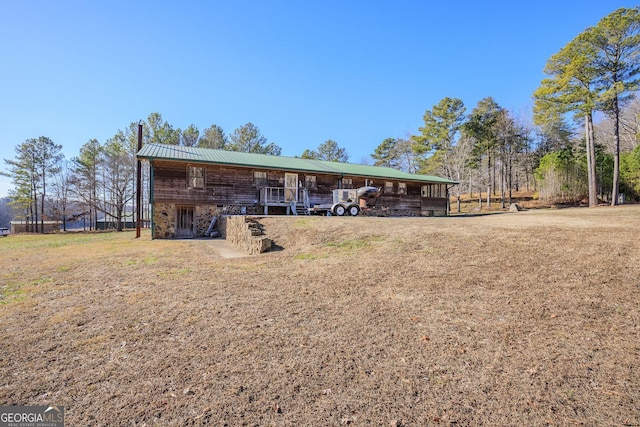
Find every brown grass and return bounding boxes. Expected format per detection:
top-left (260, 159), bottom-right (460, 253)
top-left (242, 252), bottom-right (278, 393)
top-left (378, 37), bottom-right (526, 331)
top-left (1, 206), bottom-right (639, 426)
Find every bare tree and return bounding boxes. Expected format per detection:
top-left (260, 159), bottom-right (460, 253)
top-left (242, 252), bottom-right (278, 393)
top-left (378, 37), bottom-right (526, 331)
top-left (50, 160), bottom-right (72, 231)
top-left (99, 134), bottom-right (135, 231)
top-left (71, 139), bottom-right (102, 230)
top-left (445, 136), bottom-right (475, 212)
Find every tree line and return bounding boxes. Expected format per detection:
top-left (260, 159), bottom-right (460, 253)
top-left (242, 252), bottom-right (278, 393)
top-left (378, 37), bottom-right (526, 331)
top-left (1, 114), bottom-right (351, 231)
top-left (2, 7), bottom-right (640, 230)
top-left (371, 6), bottom-right (640, 211)
top-left (534, 7), bottom-right (640, 207)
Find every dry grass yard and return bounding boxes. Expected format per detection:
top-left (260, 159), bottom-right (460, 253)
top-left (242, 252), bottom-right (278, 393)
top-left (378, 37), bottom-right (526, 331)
top-left (1, 206), bottom-right (640, 426)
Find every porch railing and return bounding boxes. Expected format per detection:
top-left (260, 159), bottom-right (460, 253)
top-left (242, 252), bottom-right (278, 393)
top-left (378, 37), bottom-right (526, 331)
top-left (260, 187), bottom-right (309, 206)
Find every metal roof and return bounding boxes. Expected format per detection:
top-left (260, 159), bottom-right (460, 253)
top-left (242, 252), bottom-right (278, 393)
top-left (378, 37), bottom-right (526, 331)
top-left (137, 143), bottom-right (457, 185)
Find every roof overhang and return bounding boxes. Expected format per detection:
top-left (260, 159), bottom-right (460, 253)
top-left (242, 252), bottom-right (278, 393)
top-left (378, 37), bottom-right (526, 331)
top-left (137, 143), bottom-right (458, 185)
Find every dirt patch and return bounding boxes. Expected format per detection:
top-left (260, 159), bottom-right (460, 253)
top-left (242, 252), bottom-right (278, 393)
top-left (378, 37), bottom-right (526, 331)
top-left (1, 206), bottom-right (640, 425)
top-left (206, 238), bottom-right (251, 258)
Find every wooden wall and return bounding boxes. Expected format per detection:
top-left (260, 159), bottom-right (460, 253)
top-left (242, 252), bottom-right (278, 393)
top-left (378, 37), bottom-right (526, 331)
top-left (151, 160), bottom-right (448, 215)
top-left (152, 160), bottom-right (258, 205)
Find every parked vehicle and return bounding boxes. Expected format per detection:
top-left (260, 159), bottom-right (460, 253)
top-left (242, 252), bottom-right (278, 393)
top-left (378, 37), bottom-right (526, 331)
top-left (0, 227), bottom-right (9, 237)
top-left (308, 186), bottom-right (381, 216)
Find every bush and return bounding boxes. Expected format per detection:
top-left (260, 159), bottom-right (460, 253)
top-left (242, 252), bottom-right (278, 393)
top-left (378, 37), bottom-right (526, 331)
top-left (620, 145), bottom-right (640, 201)
top-left (535, 150), bottom-right (586, 202)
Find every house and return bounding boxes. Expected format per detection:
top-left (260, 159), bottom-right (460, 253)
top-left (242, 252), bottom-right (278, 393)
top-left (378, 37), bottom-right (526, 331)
top-left (95, 217), bottom-right (137, 230)
top-left (137, 143), bottom-right (457, 239)
top-left (10, 220), bottom-right (62, 234)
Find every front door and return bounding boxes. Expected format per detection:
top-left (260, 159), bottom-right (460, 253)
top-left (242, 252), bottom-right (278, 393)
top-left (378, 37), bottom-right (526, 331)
top-left (285, 173), bottom-right (298, 202)
top-left (175, 206), bottom-right (195, 238)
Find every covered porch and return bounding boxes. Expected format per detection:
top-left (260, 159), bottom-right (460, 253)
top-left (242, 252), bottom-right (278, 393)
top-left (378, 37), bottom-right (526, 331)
top-left (259, 187), bottom-right (310, 215)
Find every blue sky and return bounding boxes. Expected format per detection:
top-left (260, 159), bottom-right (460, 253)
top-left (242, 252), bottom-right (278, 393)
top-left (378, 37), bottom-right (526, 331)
top-left (1, 1), bottom-right (637, 197)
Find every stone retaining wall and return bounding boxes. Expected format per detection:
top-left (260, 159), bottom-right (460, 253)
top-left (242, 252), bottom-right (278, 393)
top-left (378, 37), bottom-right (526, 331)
top-left (224, 216), bottom-right (272, 254)
top-left (151, 202), bottom-right (272, 243)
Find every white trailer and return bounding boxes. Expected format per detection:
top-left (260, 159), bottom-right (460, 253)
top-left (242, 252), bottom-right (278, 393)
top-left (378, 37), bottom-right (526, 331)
top-left (308, 187), bottom-right (380, 216)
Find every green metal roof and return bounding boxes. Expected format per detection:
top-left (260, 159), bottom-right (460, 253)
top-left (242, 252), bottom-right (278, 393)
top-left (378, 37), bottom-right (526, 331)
top-left (137, 143), bottom-right (457, 185)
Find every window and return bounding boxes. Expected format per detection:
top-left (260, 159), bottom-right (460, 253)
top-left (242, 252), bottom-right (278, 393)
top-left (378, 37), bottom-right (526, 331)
top-left (365, 179), bottom-right (374, 187)
top-left (340, 178), bottom-right (353, 189)
top-left (305, 175), bottom-right (317, 189)
top-left (384, 182), bottom-right (394, 194)
top-left (253, 171), bottom-right (268, 187)
top-left (398, 182), bottom-right (407, 195)
top-left (422, 184), bottom-right (446, 198)
top-left (187, 166), bottom-right (205, 189)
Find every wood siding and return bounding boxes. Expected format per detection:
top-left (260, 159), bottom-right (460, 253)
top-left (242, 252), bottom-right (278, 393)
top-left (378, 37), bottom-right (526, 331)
top-left (151, 160), bottom-right (448, 215)
top-left (152, 160), bottom-right (258, 205)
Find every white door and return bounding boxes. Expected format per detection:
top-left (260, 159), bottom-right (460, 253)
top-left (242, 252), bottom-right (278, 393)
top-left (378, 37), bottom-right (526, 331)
top-left (285, 173), bottom-right (298, 202)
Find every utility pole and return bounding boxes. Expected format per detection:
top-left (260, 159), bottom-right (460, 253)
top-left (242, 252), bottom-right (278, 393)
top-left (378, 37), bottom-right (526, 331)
top-left (136, 121), bottom-right (143, 238)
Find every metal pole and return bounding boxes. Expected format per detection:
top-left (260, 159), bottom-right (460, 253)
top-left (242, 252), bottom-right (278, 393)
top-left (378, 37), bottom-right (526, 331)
top-left (136, 121), bottom-right (143, 238)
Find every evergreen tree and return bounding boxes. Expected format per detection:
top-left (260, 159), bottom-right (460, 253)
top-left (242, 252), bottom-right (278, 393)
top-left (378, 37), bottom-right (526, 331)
top-left (414, 97), bottom-right (466, 165)
top-left (198, 124), bottom-right (228, 149)
top-left (228, 123), bottom-right (281, 155)
top-left (371, 138), bottom-right (402, 168)
top-left (3, 139), bottom-right (39, 230)
top-left (181, 124), bottom-right (200, 147)
top-left (146, 112), bottom-right (181, 145)
top-left (302, 140), bottom-right (348, 162)
top-left (34, 137), bottom-right (63, 232)
top-left (590, 7), bottom-right (640, 205)
top-left (463, 97), bottom-right (503, 205)
top-left (534, 32), bottom-right (600, 206)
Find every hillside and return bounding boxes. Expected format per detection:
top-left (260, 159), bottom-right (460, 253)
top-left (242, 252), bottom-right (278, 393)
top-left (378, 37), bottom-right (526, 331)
top-left (1, 206), bottom-right (639, 426)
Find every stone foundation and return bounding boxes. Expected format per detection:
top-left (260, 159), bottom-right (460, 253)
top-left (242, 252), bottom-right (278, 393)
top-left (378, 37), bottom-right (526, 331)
top-left (220, 205), bottom-right (262, 215)
top-left (152, 202), bottom-right (176, 239)
top-left (152, 202), bottom-right (270, 241)
top-left (152, 203), bottom-right (223, 239)
top-left (196, 205), bottom-right (219, 235)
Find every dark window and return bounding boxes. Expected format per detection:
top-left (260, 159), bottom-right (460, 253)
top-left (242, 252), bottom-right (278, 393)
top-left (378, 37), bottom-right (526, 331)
top-left (305, 175), bottom-right (317, 189)
top-left (422, 184), bottom-right (445, 198)
top-left (340, 178), bottom-right (353, 189)
top-left (253, 171), bottom-right (268, 187)
top-left (384, 181), bottom-right (394, 194)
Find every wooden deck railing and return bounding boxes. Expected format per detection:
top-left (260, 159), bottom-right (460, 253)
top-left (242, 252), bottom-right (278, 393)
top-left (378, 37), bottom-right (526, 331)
top-left (260, 187), bottom-right (309, 206)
